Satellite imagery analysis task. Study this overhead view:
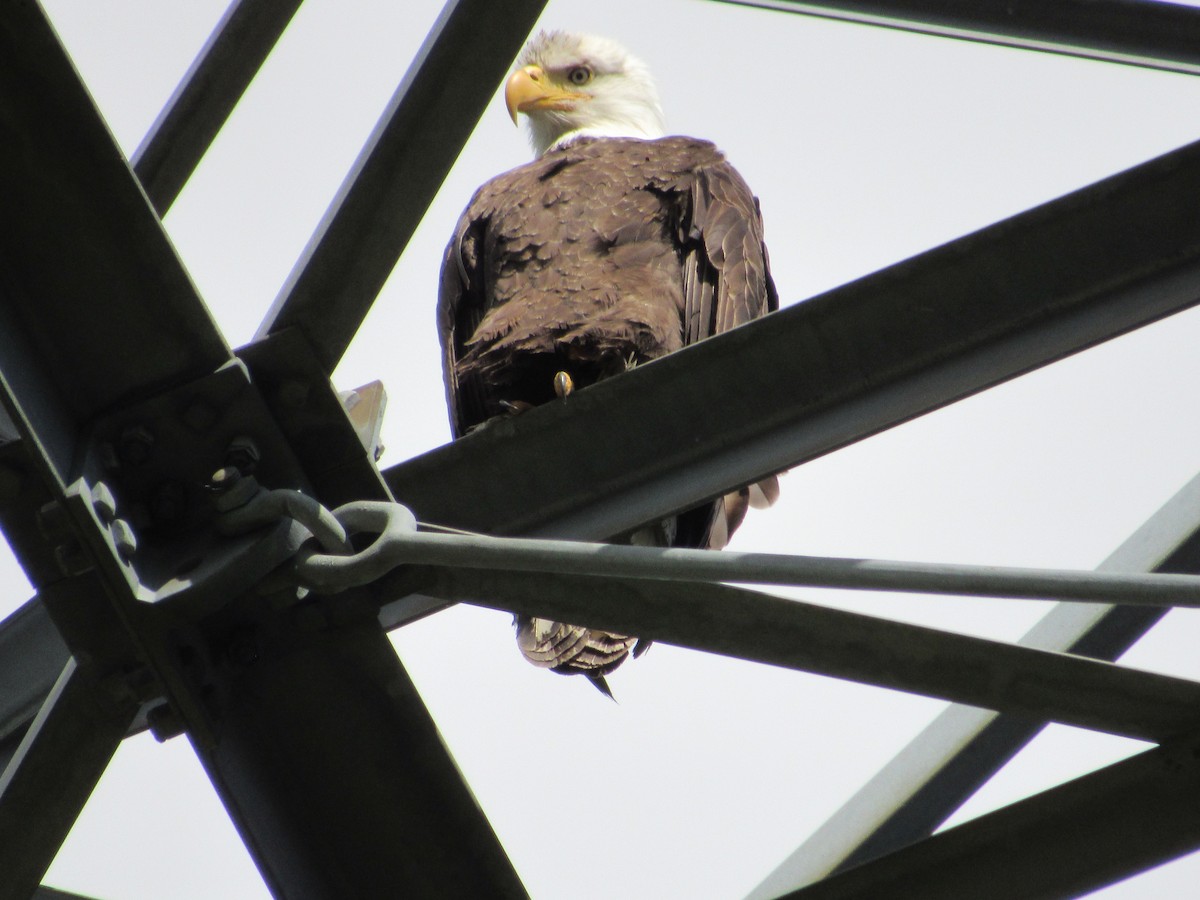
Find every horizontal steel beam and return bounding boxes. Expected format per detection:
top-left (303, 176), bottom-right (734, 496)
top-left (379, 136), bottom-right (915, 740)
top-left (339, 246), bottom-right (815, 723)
top-left (713, 0), bottom-right (1200, 76)
top-left (749, 468), bottom-right (1200, 897)
top-left (0, 658), bottom-right (135, 900)
top-left (132, 0), bottom-right (304, 215)
top-left (423, 568), bottom-right (1200, 744)
top-left (382, 135), bottom-right (1200, 629)
top-left (254, 0), bottom-right (547, 373)
top-left (783, 732), bottom-right (1200, 900)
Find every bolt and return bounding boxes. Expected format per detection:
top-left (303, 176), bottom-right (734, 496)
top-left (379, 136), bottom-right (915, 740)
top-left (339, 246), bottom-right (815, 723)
top-left (208, 466), bottom-right (241, 492)
top-left (224, 436), bottom-right (260, 475)
top-left (90, 481), bottom-right (117, 523)
top-left (110, 518), bottom-right (137, 560)
top-left (96, 442), bottom-right (121, 472)
top-left (146, 703), bottom-right (185, 742)
top-left (53, 538), bottom-right (94, 576)
top-left (208, 467), bottom-right (259, 512)
top-left (118, 424), bottom-right (155, 466)
top-left (36, 499), bottom-right (73, 542)
top-left (278, 379), bottom-right (310, 409)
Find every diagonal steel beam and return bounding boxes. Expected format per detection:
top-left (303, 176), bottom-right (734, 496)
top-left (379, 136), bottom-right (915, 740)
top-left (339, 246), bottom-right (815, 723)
top-left (780, 732), bottom-right (1200, 900)
top-left (187, 609), bottom-right (527, 898)
top-left (421, 568), bottom-right (1200, 744)
top-left (33, 888), bottom-right (107, 900)
top-left (131, 0), bottom-right (305, 215)
top-left (0, 4), bottom-right (526, 895)
top-left (0, 657), bottom-right (136, 900)
top-left (380, 134), bottom-right (1200, 627)
top-left (0, 0), bottom-right (230, 482)
top-left (747, 468), bottom-right (1200, 899)
top-left (711, 0), bottom-right (1200, 76)
top-left (0, 597), bottom-right (69, 773)
top-left (253, 0), bottom-right (547, 373)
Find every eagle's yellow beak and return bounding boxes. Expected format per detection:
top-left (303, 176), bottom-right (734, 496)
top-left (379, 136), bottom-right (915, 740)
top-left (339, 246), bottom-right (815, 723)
top-left (504, 64), bottom-right (587, 125)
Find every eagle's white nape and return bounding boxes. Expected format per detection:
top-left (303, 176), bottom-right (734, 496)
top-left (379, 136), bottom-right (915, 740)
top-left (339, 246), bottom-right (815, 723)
top-left (516, 31), bottom-right (667, 157)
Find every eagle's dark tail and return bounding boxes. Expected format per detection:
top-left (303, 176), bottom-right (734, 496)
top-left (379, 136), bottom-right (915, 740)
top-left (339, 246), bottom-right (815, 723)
top-left (515, 614), bottom-right (638, 693)
top-left (587, 672), bottom-right (617, 701)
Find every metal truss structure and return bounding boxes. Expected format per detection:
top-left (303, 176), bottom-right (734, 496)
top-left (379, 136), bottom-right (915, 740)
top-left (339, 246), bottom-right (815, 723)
top-left (2, 0), bottom-right (1200, 897)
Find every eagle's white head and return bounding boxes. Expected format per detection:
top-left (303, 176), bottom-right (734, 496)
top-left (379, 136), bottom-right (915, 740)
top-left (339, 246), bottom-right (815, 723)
top-left (505, 31), bottom-right (667, 157)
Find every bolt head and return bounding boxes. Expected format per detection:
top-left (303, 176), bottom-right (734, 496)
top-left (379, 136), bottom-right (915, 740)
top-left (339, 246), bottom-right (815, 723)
top-left (224, 436), bottom-right (260, 474)
top-left (90, 481), bottom-right (117, 523)
top-left (110, 518), bottom-right (137, 560)
top-left (118, 425), bottom-right (155, 466)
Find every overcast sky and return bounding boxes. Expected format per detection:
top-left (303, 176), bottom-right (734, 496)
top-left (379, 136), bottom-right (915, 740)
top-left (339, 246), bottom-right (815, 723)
top-left (5, 0), bottom-right (1200, 897)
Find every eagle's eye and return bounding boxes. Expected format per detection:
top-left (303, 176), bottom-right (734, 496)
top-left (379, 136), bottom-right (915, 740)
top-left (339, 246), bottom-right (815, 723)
top-left (567, 66), bottom-right (593, 86)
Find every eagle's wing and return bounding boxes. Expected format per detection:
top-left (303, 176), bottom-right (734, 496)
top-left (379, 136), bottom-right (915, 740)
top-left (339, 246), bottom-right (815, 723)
top-left (438, 195), bottom-right (487, 440)
top-left (675, 151), bottom-right (778, 345)
top-left (669, 144), bottom-right (781, 548)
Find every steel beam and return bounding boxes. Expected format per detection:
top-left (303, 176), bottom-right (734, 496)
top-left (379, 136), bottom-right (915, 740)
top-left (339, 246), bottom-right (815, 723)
top-left (0, 597), bottom-right (69, 773)
top-left (33, 889), bottom-right (106, 900)
top-left (188, 606), bottom-right (527, 898)
top-left (0, 658), bottom-right (135, 900)
top-left (0, 0), bottom-right (230, 482)
top-left (422, 568), bottom-right (1200, 744)
top-left (132, 0), bottom-right (305, 215)
top-left (747, 468), bottom-right (1200, 899)
top-left (0, 4), bottom-right (526, 895)
top-left (381, 135), bottom-right (1200, 628)
top-left (713, 0), bottom-right (1200, 76)
top-left (781, 732), bottom-right (1200, 900)
top-left (254, 0), bottom-right (547, 373)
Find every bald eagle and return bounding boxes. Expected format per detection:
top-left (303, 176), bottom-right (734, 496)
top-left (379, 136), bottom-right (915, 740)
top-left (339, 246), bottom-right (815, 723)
top-left (439, 31), bottom-right (778, 695)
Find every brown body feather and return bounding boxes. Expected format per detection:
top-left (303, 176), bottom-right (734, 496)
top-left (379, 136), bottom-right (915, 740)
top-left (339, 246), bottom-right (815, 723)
top-left (438, 136), bottom-right (778, 690)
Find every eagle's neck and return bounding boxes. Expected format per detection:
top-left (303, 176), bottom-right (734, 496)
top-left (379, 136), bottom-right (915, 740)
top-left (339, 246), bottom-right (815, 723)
top-left (532, 97), bottom-right (667, 157)
top-left (544, 121), bottom-right (665, 155)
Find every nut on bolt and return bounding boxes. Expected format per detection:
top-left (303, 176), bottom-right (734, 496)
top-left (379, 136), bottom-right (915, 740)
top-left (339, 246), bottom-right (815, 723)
top-left (110, 518), bottom-right (137, 561)
top-left (90, 481), bottom-right (118, 523)
top-left (224, 436), bottom-right (260, 474)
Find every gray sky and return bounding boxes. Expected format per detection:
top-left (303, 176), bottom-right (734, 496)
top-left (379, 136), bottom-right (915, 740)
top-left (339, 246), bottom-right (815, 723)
top-left (5, 0), bottom-right (1200, 896)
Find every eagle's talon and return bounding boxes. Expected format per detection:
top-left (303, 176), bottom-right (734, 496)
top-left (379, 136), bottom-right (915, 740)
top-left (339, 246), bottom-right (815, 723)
top-left (499, 399), bottom-right (534, 415)
top-left (553, 371), bottom-right (574, 399)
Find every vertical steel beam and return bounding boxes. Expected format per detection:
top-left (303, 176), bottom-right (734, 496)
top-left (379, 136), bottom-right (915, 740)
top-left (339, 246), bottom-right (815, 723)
top-left (132, 0), bottom-right (305, 215)
top-left (0, 658), bottom-right (135, 900)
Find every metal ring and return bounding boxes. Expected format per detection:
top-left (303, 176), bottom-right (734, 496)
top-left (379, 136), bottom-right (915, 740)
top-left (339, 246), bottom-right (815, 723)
top-left (293, 501), bottom-right (418, 591)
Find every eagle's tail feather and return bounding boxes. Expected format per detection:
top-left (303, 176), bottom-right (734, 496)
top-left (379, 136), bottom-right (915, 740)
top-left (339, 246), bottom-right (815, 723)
top-left (587, 672), bottom-right (618, 701)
